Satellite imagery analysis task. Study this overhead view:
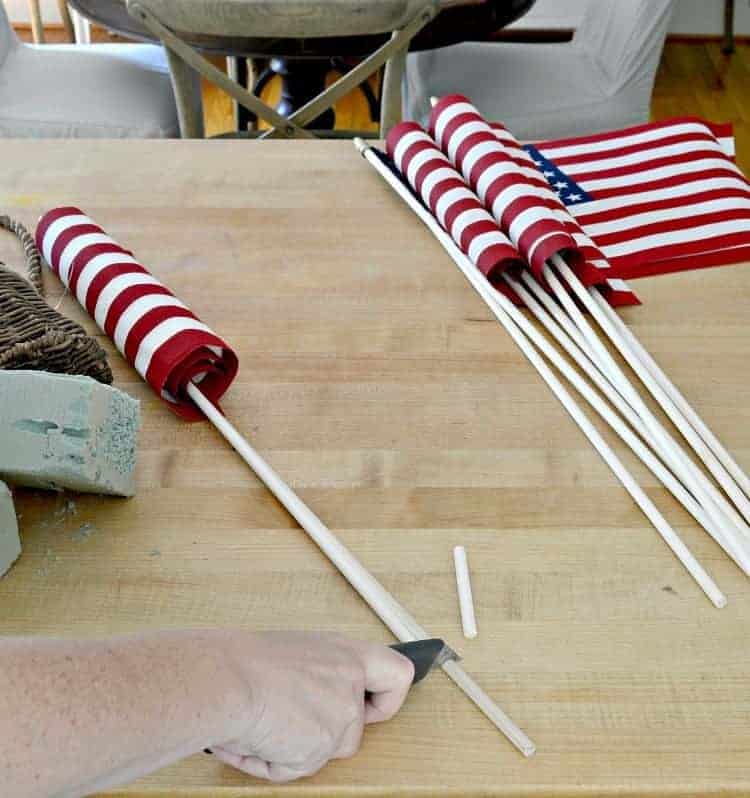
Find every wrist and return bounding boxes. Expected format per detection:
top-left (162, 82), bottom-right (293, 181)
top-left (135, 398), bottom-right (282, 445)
top-left (200, 630), bottom-right (258, 745)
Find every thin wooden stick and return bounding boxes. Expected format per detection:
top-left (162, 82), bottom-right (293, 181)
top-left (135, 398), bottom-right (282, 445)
top-left (523, 267), bottom-right (750, 551)
top-left (594, 291), bottom-right (750, 502)
top-left (543, 259), bottom-right (750, 554)
top-left (356, 139), bottom-right (726, 610)
top-left (503, 271), bottom-right (750, 575)
top-left (550, 255), bottom-right (750, 528)
top-left (186, 381), bottom-right (536, 756)
top-left (453, 546), bottom-right (478, 639)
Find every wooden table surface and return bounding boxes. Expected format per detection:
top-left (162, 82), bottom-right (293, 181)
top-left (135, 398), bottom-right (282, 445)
top-left (1, 141), bottom-right (749, 796)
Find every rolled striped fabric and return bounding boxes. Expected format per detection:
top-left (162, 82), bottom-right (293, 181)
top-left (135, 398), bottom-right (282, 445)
top-left (36, 207), bottom-right (238, 421)
top-left (488, 122), bottom-right (639, 306)
top-left (386, 121), bottom-right (524, 283)
top-left (428, 95), bottom-right (582, 281)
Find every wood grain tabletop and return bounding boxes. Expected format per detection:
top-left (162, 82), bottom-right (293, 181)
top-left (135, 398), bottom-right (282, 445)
top-left (0, 140), bottom-right (749, 796)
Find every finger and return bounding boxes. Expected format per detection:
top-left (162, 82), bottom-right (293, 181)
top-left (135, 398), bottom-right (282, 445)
top-left (334, 710), bottom-right (365, 759)
top-left (210, 748), bottom-right (271, 780)
top-left (354, 643), bottom-right (414, 724)
top-left (266, 757), bottom-right (329, 783)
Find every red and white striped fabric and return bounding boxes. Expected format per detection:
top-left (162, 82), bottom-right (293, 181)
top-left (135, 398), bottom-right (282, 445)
top-left (386, 122), bottom-right (524, 283)
top-left (487, 122), bottom-right (639, 306)
top-left (530, 117), bottom-right (750, 279)
top-left (36, 207), bottom-right (238, 421)
top-left (428, 95), bottom-right (582, 281)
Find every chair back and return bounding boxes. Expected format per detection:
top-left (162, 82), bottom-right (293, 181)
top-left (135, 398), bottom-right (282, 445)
top-left (127, 0), bottom-right (440, 39)
top-left (573, 0), bottom-right (675, 91)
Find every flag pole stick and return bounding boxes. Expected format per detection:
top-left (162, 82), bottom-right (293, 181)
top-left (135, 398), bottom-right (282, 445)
top-left (593, 289), bottom-right (750, 500)
top-left (185, 381), bottom-right (537, 757)
top-left (355, 138), bottom-right (726, 609)
top-left (502, 271), bottom-right (750, 575)
top-left (519, 268), bottom-right (750, 554)
top-left (545, 255), bottom-right (750, 535)
top-left (425, 96), bottom-right (750, 531)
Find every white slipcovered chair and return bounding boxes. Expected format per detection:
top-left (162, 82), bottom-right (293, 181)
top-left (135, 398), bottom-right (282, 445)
top-left (0, 3), bottom-right (180, 137)
top-left (405, 0), bottom-right (676, 140)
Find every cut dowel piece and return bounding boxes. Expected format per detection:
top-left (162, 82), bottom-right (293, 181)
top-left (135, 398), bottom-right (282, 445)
top-left (453, 546), bottom-right (478, 639)
top-left (0, 370), bottom-right (140, 497)
top-left (0, 481), bottom-right (21, 578)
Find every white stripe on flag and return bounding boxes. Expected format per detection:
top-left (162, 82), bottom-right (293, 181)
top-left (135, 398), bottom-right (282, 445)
top-left (584, 196), bottom-right (750, 238)
top-left (59, 233), bottom-right (116, 284)
top-left (41, 213), bottom-right (93, 266)
top-left (562, 139), bottom-right (730, 177)
top-left (421, 166), bottom-right (465, 206)
top-left (446, 120), bottom-right (491, 162)
top-left (490, 182), bottom-right (548, 219)
top-left (718, 136), bottom-right (735, 157)
top-left (134, 317), bottom-right (212, 378)
top-left (450, 207), bottom-right (495, 243)
top-left (461, 138), bottom-right (505, 181)
top-left (467, 231), bottom-right (511, 263)
top-left (75, 253), bottom-right (140, 306)
top-left (541, 121), bottom-right (731, 161)
top-left (93, 272), bottom-right (164, 329)
top-left (600, 217), bottom-right (750, 258)
top-left (393, 129), bottom-right (431, 170)
top-left (580, 156), bottom-right (742, 192)
top-left (475, 160), bottom-right (526, 203)
top-left (526, 230), bottom-right (564, 265)
top-left (433, 101), bottom-right (477, 148)
top-left (113, 294), bottom-right (187, 352)
top-left (434, 186), bottom-right (479, 227)
top-left (569, 176), bottom-right (750, 218)
top-left (508, 207), bottom-right (553, 246)
top-left (406, 148), bottom-right (449, 186)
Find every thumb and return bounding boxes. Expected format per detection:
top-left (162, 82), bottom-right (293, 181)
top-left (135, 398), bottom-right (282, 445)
top-left (359, 644), bottom-right (414, 724)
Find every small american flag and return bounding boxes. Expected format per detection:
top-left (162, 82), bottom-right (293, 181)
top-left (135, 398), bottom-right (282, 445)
top-left (429, 95), bottom-right (639, 306)
top-left (36, 207), bottom-right (238, 420)
top-left (529, 117), bottom-right (750, 279)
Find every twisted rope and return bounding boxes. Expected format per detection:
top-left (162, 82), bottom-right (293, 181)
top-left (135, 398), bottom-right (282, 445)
top-left (0, 214), bottom-right (112, 383)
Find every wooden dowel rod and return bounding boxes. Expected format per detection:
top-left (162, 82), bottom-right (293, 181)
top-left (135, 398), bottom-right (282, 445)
top-left (552, 256), bottom-right (750, 527)
top-left (504, 271), bottom-right (750, 575)
top-left (594, 290), bottom-right (750, 507)
top-left (544, 258), bottom-right (749, 552)
top-left (356, 139), bottom-right (726, 610)
top-left (186, 381), bottom-right (536, 756)
top-left (533, 264), bottom-right (750, 550)
top-left (453, 546), bottom-right (478, 639)
top-left (186, 382), bottom-right (423, 643)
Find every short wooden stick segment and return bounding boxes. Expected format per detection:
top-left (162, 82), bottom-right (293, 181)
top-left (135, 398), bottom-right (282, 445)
top-left (453, 546), bottom-right (478, 639)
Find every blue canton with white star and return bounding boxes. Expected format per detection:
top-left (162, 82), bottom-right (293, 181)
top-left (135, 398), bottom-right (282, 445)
top-left (523, 145), bottom-right (593, 206)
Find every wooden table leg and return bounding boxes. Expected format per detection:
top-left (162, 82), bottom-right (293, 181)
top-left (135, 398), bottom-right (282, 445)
top-left (723, 0), bottom-right (735, 54)
top-left (56, 0), bottom-right (75, 42)
top-left (27, 0), bottom-right (45, 44)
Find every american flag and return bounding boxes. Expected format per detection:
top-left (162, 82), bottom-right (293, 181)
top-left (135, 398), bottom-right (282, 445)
top-left (386, 122), bottom-right (524, 282)
top-left (36, 207), bottom-right (238, 420)
top-left (529, 117), bottom-right (750, 279)
top-left (428, 95), bottom-right (639, 306)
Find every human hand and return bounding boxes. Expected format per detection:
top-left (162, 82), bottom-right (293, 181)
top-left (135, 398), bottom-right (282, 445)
top-left (210, 631), bottom-right (415, 783)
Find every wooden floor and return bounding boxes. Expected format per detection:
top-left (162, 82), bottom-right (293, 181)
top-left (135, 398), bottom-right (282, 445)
top-left (652, 39), bottom-right (750, 174)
